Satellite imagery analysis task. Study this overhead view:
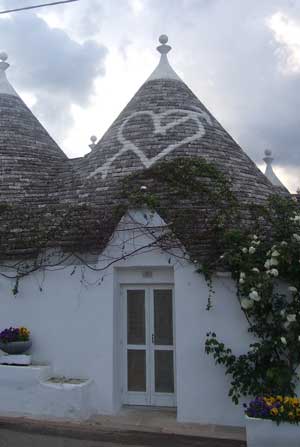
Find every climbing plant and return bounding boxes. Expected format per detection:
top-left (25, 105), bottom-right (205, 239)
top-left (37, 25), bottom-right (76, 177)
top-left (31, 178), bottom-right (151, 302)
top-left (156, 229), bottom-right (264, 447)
top-left (0, 157), bottom-right (241, 291)
top-left (205, 194), bottom-right (300, 404)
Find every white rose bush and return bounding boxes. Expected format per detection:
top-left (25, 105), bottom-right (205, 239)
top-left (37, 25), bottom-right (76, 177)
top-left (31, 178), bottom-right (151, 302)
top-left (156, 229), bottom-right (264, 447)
top-left (205, 195), bottom-right (300, 404)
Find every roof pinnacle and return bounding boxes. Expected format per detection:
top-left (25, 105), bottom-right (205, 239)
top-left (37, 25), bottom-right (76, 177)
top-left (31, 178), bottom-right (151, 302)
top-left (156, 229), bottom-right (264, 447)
top-left (263, 149), bottom-right (287, 190)
top-left (147, 35), bottom-right (181, 82)
top-left (157, 34), bottom-right (171, 55)
top-left (89, 135), bottom-right (97, 150)
top-left (0, 51), bottom-right (9, 72)
top-left (0, 51), bottom-right (18, 97)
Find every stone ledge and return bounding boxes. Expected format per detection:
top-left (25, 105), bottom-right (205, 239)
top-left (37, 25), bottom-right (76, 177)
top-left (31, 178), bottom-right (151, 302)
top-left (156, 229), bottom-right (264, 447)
top-left (0, 363), bottom-right (51, 384)
top-left (0, 354), bottom-right (31, 366)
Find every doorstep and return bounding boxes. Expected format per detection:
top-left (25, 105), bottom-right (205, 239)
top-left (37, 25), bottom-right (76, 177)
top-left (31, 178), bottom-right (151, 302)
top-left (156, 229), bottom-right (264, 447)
top-left (91, 406), bottom-right (246, 442)
top-left (0, 409), bottom-right (246, 446)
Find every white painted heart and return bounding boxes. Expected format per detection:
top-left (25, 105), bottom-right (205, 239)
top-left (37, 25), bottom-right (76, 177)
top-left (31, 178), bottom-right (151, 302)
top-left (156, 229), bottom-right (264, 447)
top-left (89, 108), bottom-right (212, 179)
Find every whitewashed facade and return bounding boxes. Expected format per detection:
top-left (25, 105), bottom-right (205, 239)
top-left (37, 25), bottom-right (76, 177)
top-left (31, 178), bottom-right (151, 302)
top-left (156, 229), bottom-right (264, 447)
top-left (0, 210), bottom-right (255, 425)
top-left (0, 35), bottom-right (288, 426)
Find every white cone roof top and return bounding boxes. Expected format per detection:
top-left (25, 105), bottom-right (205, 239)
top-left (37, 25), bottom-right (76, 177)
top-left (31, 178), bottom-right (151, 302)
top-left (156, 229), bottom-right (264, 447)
top-left (0, 52), bottom-right (19, 97)
top-left (263, 149), bottom-right (287, 189)
top-left (147, 35), bottom-right (182, 82)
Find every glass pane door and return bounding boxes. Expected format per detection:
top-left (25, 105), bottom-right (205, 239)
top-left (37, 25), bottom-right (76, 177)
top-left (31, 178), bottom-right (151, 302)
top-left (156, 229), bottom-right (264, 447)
top-left (124, 288), bottom-right (149, 405)
top-left (150, 288), bottom-right (175, 406)
top-left (122, 285), bottom-right (175, 407)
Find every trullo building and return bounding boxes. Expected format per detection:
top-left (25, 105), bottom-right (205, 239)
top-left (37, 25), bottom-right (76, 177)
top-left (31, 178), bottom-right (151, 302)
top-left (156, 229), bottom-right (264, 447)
top-left (0, 36), bottom-right (290, 425)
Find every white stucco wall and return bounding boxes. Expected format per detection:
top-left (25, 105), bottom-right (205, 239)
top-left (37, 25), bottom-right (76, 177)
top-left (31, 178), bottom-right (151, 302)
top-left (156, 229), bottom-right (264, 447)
top-left (174, 267), bottom-right (252, 425)
top-left (0, 264), bottom-right (115, 415)
top-left (0, 209), bottom-right (258, 426)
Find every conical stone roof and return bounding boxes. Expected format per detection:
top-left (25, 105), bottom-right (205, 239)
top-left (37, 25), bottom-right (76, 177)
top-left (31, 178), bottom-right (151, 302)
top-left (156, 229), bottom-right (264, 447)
top-left (79, 35), bottom-right (275, 204)
top-left (0, 52), bottom-right (72, 204)
top-left (0, 38), bottom-right (280, 259)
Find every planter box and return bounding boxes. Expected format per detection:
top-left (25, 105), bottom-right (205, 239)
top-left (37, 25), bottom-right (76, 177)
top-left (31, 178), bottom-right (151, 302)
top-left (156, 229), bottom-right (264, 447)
top-left (246, 415), bottom-right (300, 447)
top-left (0, 341), bottom-right (31, 354)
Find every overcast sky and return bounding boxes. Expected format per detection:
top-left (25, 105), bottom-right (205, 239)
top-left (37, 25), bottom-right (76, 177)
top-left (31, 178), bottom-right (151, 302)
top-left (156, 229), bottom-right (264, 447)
top-left (0, 0), bottom-right (299, 191)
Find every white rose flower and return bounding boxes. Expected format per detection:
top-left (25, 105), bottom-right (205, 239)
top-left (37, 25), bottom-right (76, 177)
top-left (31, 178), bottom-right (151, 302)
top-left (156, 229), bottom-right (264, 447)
top-left (293, 234), bottom-right (300, 242)
top-left (242, 248), bottom-right (248, 253)
top-left (283, 322), bottom-right (290, 329)
top-left (239, 278), bottom-right (245, 284)
top-left (280, 309), bottom-right (285, 317)
top-left (281, 241), bottom-right (288, 247)
top-left (252, 268), bottom-right (260, 273)
top-left (240, 272), bottom-right (246, 279)
top-left (249, 247), bottom-right (256, 254)
top-left (252, 235), bottom-right (258, 240)
top-left (264, 259), bottom-right (271, 269)
top-left (270, 258), bottom-right (279, 266)
top-left (288, 286), bottom-right (298, 293)
top-left (270, 269), bottom-right (279, 277)
top-left (271, 250), bottom-right (280, 257)
top-left (298, 336), bottom-right (300, 342)
top-left (257, 283), bottom-right (262, 288)
top-left (280, 337), bottom-right (287, 345)
top-left (241, 298), bottom-right (254, 310)
top-left (287, 314), bottom-right (296, 323)
top-left (249, 290), bottom-right (260, 301)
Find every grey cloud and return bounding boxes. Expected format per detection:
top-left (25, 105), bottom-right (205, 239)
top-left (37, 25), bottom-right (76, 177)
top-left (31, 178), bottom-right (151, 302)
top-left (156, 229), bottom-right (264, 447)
top-left (1, 0), bottom-right (299, 186)
top-left (139, 0), bottom-right (300, 172)
top-left (0, 10), bottom-right (107, 140)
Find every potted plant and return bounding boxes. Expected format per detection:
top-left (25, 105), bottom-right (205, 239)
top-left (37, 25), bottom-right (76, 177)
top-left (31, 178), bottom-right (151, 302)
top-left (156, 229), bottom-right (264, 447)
top-left (204, 196), bottom-right (300, 446)
top-left (0, 326), bottom-right (31, 354)
top-left (244, 396), bottom-right (300, 446)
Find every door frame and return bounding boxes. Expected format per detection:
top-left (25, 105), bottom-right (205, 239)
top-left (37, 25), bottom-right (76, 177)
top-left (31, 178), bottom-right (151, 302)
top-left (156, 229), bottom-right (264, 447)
top-left (120, 283), bottom-right (176, 407)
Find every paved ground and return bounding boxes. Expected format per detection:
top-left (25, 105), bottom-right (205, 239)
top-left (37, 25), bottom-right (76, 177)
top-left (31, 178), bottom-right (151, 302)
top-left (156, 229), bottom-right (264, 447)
top-left (0, 408), bottom-right (247, 447)
top-left (0, 428), bottom-right (246, 447)
top-left (89, 407), bottom-right (246, 442)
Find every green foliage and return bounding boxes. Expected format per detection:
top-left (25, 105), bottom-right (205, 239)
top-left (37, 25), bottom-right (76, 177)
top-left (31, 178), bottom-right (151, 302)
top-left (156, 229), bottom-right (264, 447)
top-left (206, 194), bottom-right (300, 404)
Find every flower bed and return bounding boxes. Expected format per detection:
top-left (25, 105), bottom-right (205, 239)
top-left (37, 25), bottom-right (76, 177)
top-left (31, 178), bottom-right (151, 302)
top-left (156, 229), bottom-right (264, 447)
top-left (0, 327), bottom-right (31, 355)
top-left (244, 396), bottom-right (300, 424)
top-left (0, 327), bottom-right (30, 343)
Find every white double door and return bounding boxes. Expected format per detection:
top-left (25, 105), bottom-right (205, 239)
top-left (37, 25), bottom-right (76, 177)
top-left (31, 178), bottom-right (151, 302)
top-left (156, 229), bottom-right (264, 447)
top-left (121, 285), bottom-right (175, 407)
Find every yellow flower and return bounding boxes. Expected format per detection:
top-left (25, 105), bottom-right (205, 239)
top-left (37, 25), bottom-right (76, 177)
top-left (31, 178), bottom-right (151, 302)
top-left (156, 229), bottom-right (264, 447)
top-left (276, 396), bottom-right (283, 403)
top-left (270, 408), bottom-right (278, 416)
top-left (264, 397), bottom-right (275, 406)
top-left (279, 406), bottom-right (284, 413)
top-left (296, 408), bottom-right (300, 417)
top-left (288, 411), bottom-right (295, 420)
top-left (284, 397), bottom-right (290, 404)
top-left (19, 327), bottom-right (30, 337)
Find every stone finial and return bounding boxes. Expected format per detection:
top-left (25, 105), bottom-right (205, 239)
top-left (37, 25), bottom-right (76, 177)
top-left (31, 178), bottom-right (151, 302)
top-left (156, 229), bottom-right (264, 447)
top-left (263, 149), bottom-right (286, 189)
top-left (0, 51), bottom-right (18, 97)
top-left (147, 35), bottom-right (181, 82)
top-left (263, 149), bottom-right (273, 164)
top-left (0, 51), bottom-right (9, 72)
top-left (89, 135), bottom-right (97, 150)
top-left (157, 34), bottom-right (171, 55)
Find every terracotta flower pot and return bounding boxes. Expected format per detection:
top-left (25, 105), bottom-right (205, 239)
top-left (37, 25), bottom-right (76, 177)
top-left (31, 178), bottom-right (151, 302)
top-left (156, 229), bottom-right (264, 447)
top-left (0, 340), bottom-right (32, 354)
